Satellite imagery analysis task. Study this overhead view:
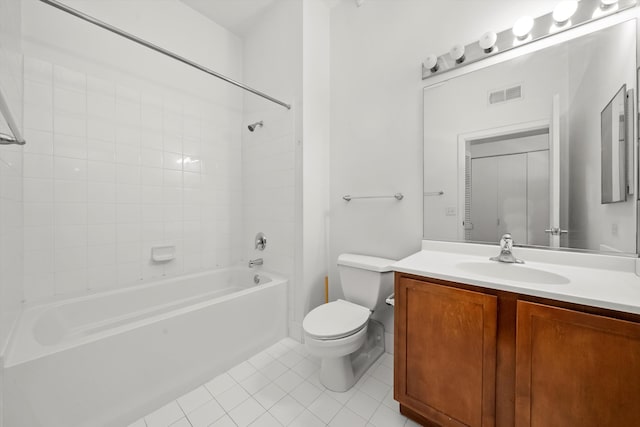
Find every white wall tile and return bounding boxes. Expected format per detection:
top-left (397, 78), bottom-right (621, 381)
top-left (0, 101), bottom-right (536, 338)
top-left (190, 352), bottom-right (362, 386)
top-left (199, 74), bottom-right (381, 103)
top-left (53, 65), bottom-right (86, 92)
top-left (23, 153), bottom-right (53, 179)
top-left (21, 58), bottom-right (243, 301)
top-left (54, 133), bottom-right (87, 159)
top-left (55, 180), bottom-right (87, 202)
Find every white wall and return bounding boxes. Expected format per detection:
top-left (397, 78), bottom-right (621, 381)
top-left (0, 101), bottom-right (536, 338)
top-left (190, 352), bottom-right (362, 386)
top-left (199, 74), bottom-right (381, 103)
top-left (329, 0), bottom-right (557, 348)
top-left (298, 0), bottom-right (331, 338)
top-left (568, 20), bottom-right (637, 253)
top-left (0, 0), bottom-right (22, 422)
top-left (242, 0), bottom-right (301, 336)
top-left (20, 0), bottom-right (245, 300)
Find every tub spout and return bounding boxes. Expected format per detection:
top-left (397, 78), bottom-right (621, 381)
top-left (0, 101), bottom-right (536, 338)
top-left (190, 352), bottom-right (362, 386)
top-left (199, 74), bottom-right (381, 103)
top-left (249, 258), bottom-right (263, 268)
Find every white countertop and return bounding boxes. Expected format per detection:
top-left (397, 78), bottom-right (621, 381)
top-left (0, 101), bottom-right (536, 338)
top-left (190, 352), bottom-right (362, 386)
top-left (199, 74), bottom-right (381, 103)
top-left (392, 241), bottom-right (640, 315)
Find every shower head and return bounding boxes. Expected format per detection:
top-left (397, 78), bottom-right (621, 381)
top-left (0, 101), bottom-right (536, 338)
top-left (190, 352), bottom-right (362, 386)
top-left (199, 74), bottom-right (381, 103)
top-left (248, 121), bottom-right (263, 132)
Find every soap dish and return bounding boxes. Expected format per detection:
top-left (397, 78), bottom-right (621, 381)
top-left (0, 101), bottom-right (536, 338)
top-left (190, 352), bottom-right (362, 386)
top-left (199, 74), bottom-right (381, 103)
top-left (151, 245), bottom-right (176, 263)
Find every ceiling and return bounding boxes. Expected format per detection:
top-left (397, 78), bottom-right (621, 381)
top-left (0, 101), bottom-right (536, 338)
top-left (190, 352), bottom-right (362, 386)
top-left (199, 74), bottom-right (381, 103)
top-left (180, 0), bottom-right (278, 36)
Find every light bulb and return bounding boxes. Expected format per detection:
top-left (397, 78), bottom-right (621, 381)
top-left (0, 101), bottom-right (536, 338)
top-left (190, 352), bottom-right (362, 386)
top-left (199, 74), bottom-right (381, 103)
top-left (424, 54), bottom-right (439, 72)
top-left (513, 16), bottom-right (534, 40)
top-left (450, 44), bottom-right (465, 64)
top-left (479, 31), bottom-right (497, 53)
top-left (553, 0), bottom-right (578, 25)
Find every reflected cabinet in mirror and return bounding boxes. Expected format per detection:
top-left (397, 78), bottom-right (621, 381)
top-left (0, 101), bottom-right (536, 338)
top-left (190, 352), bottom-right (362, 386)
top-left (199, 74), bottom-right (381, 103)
top-left (423, 19), bottom-right (637, 254)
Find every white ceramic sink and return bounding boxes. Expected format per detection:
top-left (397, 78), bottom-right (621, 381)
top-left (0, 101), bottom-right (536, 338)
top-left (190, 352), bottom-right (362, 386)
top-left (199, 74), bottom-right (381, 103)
top-left (456, 261), bottom-right (570, 285)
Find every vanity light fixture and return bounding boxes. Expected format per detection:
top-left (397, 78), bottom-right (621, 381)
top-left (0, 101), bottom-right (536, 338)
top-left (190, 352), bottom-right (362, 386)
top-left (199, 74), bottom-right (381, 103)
top-left (450, 44), bottom-right (466, 64)
top-left (553, 0), bottom-right (579, 25)
top-left (424, 54), bottom-right (439, 72)
top-left (512, 15), bottom-right (534, 42)
top-left (479, 31), bottom-right (498, 53)
top-left (422, 0), bottom-right (637, 81)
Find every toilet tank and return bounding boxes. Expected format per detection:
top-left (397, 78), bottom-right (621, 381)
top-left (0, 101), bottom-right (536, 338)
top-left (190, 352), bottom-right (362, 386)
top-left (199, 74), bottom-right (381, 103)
top-left (337, 254), bottom-right (396, 310)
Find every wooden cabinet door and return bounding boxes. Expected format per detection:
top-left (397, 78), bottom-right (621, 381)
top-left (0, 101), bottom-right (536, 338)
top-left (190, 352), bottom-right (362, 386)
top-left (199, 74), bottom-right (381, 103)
top-left (515, 301), bottom-right (640, 427)
top-left (395, 277), bottom-right (498, 427)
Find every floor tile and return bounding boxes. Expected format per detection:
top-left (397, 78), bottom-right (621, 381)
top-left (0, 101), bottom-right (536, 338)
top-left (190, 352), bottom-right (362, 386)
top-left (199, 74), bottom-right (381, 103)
top-left (371, 364), bottom-right (394, 386)
top-left (289, 380), bottom-right (323, 406)
top-left (186, 400), bottom-right (225, 427)
top-left (346, 390), bottom-right (380, 420)
top-left (229, 361), bottom-right (258, 382)
top-left (291, 358), bottom-right (319, 379)
top-left (278, 350), bottom-right (304, 368)
top-left (289, 410), bottom-right (326, 427)
top-left (359, 376), bottom-right (390, 402)
top-left (260, 359), bottom-right (289, 381)
top-left (329, 406), bottom-right (368, 427)
top-left (382, 388), bottom-right (399, 410)
top-left (240, 371), bottom-right (271, 395)
top-left (308, 392), bottom-right (342, 424)
top-left (210, 415), bottom-right (237, 427)
top-left (248, 350), bottom-right (275, 370)
top-left (145, 401), bottom-right (184, 427)
top-left (273, 369), bottom-right (304, 392)
top-left (215, 384), bottom-right (250, 412)
top-left (205, 373), bottom-right (237, 397)
top-left (269, 395), bottom-right (305, 426)
top-left (228, 397), bottom-right (265, 427)
top-left (249, 411), bottom-right (283, 427)
top-left (324, 384), bottom-right (357, 405)
top-left (379, 353), bottom-right (394, 369)
top-left (265, 342), bottom-right (289, 358)
top-left (369, 404), bottom-right (407, 427)
top-left (128, 419), bottom-right (146, 427)
top-left (176, 386), bottom-right (213, 414)
top-left (254, 383), bottom-right (287, 410)
top-left (169, 418), bottom-right (191, 427)
top-left (137, 340), bottom-right (403, 427)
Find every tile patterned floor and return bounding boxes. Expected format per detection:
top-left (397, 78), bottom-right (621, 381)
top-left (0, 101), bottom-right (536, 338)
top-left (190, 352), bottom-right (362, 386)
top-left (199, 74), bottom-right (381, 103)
top-left (129, 338), bottom-right (421, 427)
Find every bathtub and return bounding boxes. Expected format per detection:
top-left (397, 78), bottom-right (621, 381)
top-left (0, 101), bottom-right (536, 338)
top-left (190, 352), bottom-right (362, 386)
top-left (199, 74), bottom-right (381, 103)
top-left (3, 267), bottom-right (288, 427)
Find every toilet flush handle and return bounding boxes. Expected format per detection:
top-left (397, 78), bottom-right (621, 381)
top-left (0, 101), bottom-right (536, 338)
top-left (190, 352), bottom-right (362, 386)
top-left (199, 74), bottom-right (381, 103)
top-left (385, 293), bottom-right (395, 307)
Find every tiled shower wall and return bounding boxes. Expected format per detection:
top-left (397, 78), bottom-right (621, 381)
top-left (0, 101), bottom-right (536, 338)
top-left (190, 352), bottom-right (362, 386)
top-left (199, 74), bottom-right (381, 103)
top-left (0, 0), bottom-right (23, 354)
top-left (21, 56), bottom-right (243, 301)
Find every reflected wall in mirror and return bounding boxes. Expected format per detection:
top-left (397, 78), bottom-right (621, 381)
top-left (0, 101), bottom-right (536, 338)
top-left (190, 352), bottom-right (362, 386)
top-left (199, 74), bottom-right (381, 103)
top-left (601, 84), bottom-right (628, 204)
top-left (423, 19), bottom-right (637, 254)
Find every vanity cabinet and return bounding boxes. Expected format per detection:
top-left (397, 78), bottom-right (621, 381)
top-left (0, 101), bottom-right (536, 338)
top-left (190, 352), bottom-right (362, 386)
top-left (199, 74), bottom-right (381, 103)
top-left (515, 301), bottom-right (640, 427)
top-left (394, 273), bottom-right (640, 427)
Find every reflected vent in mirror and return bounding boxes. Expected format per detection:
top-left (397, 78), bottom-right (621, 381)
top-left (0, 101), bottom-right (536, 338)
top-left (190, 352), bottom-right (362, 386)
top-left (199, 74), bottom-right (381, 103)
top-left (489, 85), bottom-right (522, 105)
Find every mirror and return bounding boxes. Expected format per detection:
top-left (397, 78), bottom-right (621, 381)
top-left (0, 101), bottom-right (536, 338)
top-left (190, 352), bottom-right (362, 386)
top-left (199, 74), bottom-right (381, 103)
top-left (601, 84), bottom-right (628, 204)
top-left (423, 19), bottom-right (637, 254)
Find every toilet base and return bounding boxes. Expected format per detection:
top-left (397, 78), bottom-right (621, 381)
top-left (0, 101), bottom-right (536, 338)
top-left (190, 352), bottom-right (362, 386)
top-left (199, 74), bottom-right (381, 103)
top-left (319, 319), bottom-right (385, 392)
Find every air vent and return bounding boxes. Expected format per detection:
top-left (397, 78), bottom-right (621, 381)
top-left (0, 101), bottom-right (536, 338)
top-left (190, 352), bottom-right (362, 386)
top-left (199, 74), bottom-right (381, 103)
top-left (489, 84), bottom-right (522, 105)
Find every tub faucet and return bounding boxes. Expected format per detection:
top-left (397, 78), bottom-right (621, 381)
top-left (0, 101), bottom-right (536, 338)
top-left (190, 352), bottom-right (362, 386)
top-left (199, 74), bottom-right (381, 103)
top-left (248, 258), bottom-right (263, 268)
top-left (490, 233), bottom-right (524, 264)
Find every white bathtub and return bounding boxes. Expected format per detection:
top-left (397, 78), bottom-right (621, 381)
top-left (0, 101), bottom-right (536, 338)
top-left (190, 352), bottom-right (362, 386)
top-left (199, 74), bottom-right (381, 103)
top-left (3, 267), bottom-right (288, 427)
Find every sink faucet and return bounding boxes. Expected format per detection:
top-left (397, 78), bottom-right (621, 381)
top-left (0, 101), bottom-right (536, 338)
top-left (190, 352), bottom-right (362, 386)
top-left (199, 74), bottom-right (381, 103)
top-left (248, 258), bottom-right (263, 268)
top-left (490, 234), bottom-right (524, 264)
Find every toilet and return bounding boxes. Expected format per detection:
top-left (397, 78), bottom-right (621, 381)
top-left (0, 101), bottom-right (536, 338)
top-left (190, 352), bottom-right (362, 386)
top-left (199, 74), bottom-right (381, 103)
top-left (303, 253), bottom-right (395, 392)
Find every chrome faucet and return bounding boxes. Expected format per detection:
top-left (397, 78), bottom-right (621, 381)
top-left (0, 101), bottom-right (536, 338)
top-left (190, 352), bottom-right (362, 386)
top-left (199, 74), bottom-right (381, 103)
top-left (490, 233), bottom-right (524, 264)
top-left (248, 258), bottom-right (263, 268)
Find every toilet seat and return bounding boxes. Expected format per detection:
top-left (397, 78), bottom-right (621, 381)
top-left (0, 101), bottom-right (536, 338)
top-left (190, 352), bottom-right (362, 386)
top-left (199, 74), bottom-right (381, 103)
top-left (303, 299), bottom-right (371, 340)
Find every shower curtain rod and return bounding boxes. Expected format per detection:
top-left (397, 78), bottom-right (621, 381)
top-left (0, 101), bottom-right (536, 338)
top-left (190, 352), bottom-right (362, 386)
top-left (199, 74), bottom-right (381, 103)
top-left (38, 0), bottom-right (292, 110)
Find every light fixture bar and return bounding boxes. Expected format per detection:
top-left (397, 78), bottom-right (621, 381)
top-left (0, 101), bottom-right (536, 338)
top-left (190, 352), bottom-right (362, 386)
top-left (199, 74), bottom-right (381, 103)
top-left (422, 0), bottom-right (636, 80)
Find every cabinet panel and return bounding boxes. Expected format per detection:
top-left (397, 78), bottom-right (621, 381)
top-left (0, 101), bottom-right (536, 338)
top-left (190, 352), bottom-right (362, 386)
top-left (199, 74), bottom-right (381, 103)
top-left (395, 277), bottom-right (498, 427)
top-left (515, 301), bottom-right (640, 427)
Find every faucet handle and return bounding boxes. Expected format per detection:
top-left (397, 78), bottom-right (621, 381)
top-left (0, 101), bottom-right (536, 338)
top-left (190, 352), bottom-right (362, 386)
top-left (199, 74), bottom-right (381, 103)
top-left (500, 233), bottom-right (513, 251)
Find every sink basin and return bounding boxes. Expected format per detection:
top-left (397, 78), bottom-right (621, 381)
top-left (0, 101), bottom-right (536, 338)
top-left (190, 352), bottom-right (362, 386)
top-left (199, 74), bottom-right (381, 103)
top-left (456, 261), bottom-right (570, 285)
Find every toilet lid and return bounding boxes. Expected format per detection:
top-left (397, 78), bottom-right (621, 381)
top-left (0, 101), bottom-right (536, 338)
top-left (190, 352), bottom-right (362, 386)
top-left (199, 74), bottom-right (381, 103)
top-left (303, 299), bottom-right (371, 340)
